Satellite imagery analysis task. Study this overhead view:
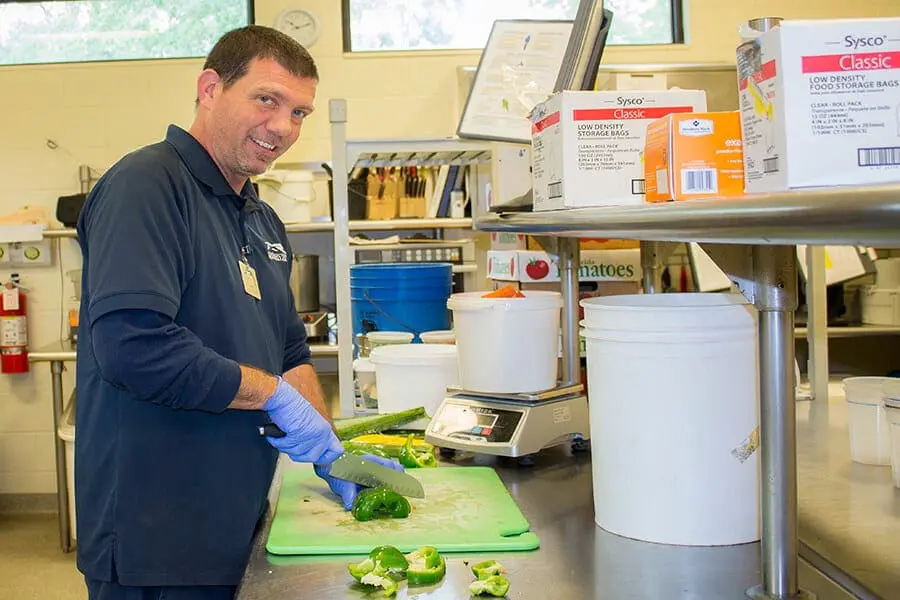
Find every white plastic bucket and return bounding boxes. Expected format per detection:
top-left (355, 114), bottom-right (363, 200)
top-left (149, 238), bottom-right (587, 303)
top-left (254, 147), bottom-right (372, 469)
top-left (860, 286), bottom-right (900, 326)
top-left (256, 169), bottom-right (315, 223)
top-left (882, 397), bottom-right (900, 488)
top-left (353, 358), bottom-right (378, 410)
top-left (842, 376), bottom-right (892, 465)
top-left (875, 258), bottom-right (900, 289)
top-left (420, 330), bottom-right (456, 345)
top-left (369, 344), bottom-right (458, 417)
top-left (580, 293), bottom-right (760, 546)
top-left (448, 291), bottom-right (562, 394)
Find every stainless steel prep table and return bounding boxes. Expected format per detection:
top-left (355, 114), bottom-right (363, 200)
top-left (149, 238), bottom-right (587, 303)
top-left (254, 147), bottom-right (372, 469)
top-left (236, 448), bottom-right (857, 600)
top-left (29, 340), bottom-right (77, 553)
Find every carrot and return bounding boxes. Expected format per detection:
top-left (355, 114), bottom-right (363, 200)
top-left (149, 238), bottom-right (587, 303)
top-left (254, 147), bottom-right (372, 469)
top-left (482, 285), bottom-right (526, 299)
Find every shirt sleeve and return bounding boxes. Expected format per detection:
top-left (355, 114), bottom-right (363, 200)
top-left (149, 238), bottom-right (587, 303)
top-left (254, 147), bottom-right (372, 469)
top-left (79, 158), bottom-right (195, 325)
top-left (91, 309), bottom-right (242, 413)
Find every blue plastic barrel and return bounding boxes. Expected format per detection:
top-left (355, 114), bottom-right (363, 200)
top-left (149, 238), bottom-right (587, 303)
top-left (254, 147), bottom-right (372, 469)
top-left (350, 263), bottom-right (452, 343)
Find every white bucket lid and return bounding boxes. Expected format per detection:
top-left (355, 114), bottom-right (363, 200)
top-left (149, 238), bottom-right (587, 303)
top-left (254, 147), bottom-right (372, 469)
top-left (580, 292), bottom-right (749, 310)
top-left (367, 331), bottom-right (414, 344)
top-left (421, 330), bottom-right (455, 342)
top-left (882, 377), bottom-right (900, 401)
top-left (884, 397), bottom-right (900, 410)
top-left (842, 376), bottom-right (890, 393)
top-left (447, 290), bottom-right (563, 312)
top-left (370, 343), bottom-right (457, 366)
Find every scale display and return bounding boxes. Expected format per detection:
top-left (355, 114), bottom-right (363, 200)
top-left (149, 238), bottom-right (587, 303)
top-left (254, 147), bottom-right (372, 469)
top-left (430, 401), bottom-right (523, 444)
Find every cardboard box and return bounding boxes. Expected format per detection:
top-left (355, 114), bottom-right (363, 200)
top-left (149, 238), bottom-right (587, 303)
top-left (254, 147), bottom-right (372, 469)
top-left (487, 250), bottom-right (641, 283)
top-left (644, 112), bottom-right (745, 202)
top-left (490, 232), bottom-right (528, 250)
top-left (738, 18), bottom-right (900, 192)
top-left (529, 90), bottom-right (708, 211)
top-left (526, 237), bottom-right (640, 251)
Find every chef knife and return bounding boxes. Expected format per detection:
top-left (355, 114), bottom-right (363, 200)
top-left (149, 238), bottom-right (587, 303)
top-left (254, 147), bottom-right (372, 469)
top-left (257, 424), bottom-right (425, 498)
top-left (329, 452), bottom-right (425, 498)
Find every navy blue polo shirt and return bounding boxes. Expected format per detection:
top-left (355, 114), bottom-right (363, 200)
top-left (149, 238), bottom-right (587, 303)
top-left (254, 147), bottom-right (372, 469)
top-left (75, 125), bottom-right (310, 586)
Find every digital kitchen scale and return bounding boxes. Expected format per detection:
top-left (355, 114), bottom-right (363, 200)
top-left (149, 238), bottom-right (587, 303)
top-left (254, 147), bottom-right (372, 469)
top-left (425, 384), bottom-right (590, 459)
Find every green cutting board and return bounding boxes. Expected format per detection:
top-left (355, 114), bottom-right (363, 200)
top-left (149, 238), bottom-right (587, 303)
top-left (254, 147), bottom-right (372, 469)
top-left (266, 466), bottom-right (540, 555)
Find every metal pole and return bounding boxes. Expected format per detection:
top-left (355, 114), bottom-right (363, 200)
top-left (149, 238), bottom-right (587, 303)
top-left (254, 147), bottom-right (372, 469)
top-left (558, 238), bottom-right (581, 385)
top-left (641, 241), bottom-right (662, 294)
top-left (78, 164), bottom-right (91, 194)
top-left (748, 246), bottom-right (812, 600)
top-left (805, 247), bottom-right (829, 402)
top-left (51, 361), bottom-right (72, 552)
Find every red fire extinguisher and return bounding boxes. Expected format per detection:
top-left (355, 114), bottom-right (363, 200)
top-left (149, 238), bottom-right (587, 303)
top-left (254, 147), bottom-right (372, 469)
top-left (1, 273), bottom-right (29, 374)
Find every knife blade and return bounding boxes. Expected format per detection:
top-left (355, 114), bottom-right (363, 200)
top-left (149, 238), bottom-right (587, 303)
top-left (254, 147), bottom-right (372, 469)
top-left (329, 453), bottom-right (425, 499)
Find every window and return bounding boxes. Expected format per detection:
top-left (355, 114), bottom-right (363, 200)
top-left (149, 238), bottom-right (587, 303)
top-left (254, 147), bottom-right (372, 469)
top-left (0, 0), bottom-right (253, 67)
top-left (343, 0), bottom-right (683, 52)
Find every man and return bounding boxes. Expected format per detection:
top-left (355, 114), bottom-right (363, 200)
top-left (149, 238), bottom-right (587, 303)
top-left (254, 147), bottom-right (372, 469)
top-left (75, 25), bottom-right (399, 599)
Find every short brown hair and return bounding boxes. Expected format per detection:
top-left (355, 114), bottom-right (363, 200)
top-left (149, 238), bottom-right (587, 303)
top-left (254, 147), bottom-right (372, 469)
top-left (203, 25), bottom-right (318, 89)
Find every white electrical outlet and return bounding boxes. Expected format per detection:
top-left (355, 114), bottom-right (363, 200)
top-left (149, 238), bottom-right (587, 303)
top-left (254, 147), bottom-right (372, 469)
top-left (8, 240), bottom-right (52, 266)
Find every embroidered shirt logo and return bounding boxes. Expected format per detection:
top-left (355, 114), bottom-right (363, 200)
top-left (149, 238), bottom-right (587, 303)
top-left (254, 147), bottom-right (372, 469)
top-left (265, 242), bottom-right (288, 262)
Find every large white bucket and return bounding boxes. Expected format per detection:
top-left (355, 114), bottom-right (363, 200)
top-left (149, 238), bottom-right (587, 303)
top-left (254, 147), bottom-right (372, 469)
top-left (842, 376), bottom-right (892, 465)
top-left (580, 293), bottom-right (760, 546)
top-left (256, 169), bottom-right (315, 223)
top-left (369, 344), bottom-right (458, 417)
top-left (448, 291), bottom-right (562, 393)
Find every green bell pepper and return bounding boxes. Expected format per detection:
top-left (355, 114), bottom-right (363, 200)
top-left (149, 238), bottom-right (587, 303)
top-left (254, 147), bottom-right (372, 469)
top-left (398, 434), bottom-right (438, 468)
top-left (369, 545), bottom-right (409, 578)
top-left (468, 575), bottom-right (511, 597)
top-left (405, 546), bottom-right (446, 585)
top-left (347, 557), bottom-right (375, 582)
top-left (343, 445), bottom-right (390, 459)
top-left (471, 559), bottom-right (506, 580)
top-left (359, 571), bottom-right (399, 597)
top-left (351, 488), bottom-right (411, 522)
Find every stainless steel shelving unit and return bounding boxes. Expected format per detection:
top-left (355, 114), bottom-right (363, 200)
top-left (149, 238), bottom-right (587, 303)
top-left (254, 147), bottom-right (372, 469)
top-left (328, 99), bottom-right (490, 417)
top-left (475, 185), bottom-right (900, 600)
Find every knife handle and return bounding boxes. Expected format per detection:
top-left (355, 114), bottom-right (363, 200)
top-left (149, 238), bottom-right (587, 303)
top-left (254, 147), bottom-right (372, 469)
top-left (258, 423), bottom-right (286, 438)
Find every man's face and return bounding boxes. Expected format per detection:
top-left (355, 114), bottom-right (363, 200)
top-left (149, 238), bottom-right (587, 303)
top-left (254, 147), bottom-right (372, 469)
top-left (205, 57), bottom-right (316, 188)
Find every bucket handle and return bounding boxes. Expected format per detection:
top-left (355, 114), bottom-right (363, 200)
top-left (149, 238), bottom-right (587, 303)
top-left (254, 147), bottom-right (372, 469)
top-left (362, 289), bottom-right (424, 338)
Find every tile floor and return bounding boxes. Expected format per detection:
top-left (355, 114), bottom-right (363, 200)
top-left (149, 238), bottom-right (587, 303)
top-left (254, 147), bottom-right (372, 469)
top-left (0, 513), bottom-right (85, 600)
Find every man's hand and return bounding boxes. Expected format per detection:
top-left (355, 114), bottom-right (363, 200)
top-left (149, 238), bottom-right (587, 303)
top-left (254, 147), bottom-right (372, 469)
top-left (263, 378), bottom-right (343, 463)
top-left (314, 454), bottom-right (405, 510)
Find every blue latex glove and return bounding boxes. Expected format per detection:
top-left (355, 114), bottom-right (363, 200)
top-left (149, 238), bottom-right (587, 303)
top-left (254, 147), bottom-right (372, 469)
top-left (263, 378), bottom-right (344, 464)
top-left (314, 454), bottom-right (405, 510)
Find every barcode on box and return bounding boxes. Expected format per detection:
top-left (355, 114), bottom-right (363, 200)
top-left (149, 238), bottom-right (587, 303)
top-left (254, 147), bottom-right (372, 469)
top-left (763, 157), bottom-right (779, 173)
top-left (858, 147), bottom-right (900, 167)
top-left (548, 181), bottom-right (563, 199)
top-left (631, 179), bottom-right (645, 195)
top-left (657, 169), bottom-right (669, 196)
top-left (681, 168), bottom-right (718, 194)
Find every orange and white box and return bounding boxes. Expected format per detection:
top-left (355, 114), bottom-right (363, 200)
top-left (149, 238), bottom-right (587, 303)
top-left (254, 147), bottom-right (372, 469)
top-left (644, 111), bottom-right (745, 202)
top-left (738, 18), bottom-right (900, 192)
top-left (529, 90), bottom-right (707, 211)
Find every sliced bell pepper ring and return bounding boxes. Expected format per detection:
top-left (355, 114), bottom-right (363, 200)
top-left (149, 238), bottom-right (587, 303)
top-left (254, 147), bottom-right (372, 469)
top-left (351, 487), bottom-right (411, 522)
top-left (468, 575), bottom-right (511, 597)
top-left (471, 559), bottom-right (506, 580)
top-left (359, 571), bottom-right (399, 597)
top-left (405, 546), bottom-right (446, 585)
top-left (368, 545), bottom-right (408, 579)
top-left (398, 434), bottom-right (438, 468)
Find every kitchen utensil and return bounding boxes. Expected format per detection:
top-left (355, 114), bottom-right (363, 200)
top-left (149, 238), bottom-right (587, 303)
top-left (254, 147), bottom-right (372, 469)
top-left (289, 254), bottom-right (319, 313)
top-left (328, 452), bottom-right (425, 498)
top-left (266, 466), bottom-right (539, 555)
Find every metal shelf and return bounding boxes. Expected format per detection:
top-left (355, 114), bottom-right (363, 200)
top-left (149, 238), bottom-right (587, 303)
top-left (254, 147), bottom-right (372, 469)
top-left (309, 343), bottom-right (339, 356)
top-left (794, 325), bottom-right (900, 338)
top-left (349, 218), bottom-right (472, 231)
top-left (345, 138), bottom-right (490, 170)
top-left (283, 221), bottom-right (336, 233)
top-left (475, 183), bottom-right (900, 246)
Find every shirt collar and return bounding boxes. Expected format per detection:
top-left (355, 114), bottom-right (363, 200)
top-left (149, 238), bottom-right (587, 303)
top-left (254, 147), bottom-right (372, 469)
top-left (164, 124), bottom-right (261, 210)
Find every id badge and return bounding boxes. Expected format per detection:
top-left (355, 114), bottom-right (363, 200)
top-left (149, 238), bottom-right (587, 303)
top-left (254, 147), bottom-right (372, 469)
top-left (238, 260), bottom-right (262, 300)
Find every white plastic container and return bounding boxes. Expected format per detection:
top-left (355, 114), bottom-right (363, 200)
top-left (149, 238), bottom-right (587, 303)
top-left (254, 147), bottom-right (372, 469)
top-left (420, 330), bottom-right (455, 345)
top-left (447, 291), bottom-right (562, 394)
top-left (882, 397), bottom-right (900, 488)
top-left (861, 286), bottom-right (900, 326)
top-left (842, 376), bottom-right (893, 466)
top-left (256, 169), bottom-right (315, 223)
top-left (369, 344), bottom-right (458, 417)
top-left (580, 293), bottom-right (760, 546)
top-left (353, 358), bottom-right (378, 410)
top-left (875, 258), bottom-right (900, 289)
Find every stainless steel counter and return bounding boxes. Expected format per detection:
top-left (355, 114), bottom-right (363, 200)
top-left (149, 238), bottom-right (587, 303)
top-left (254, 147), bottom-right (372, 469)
top-left (239, 446), bottom-right (844, 600)
top-left (797, 381), bottom-right (900, 599)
